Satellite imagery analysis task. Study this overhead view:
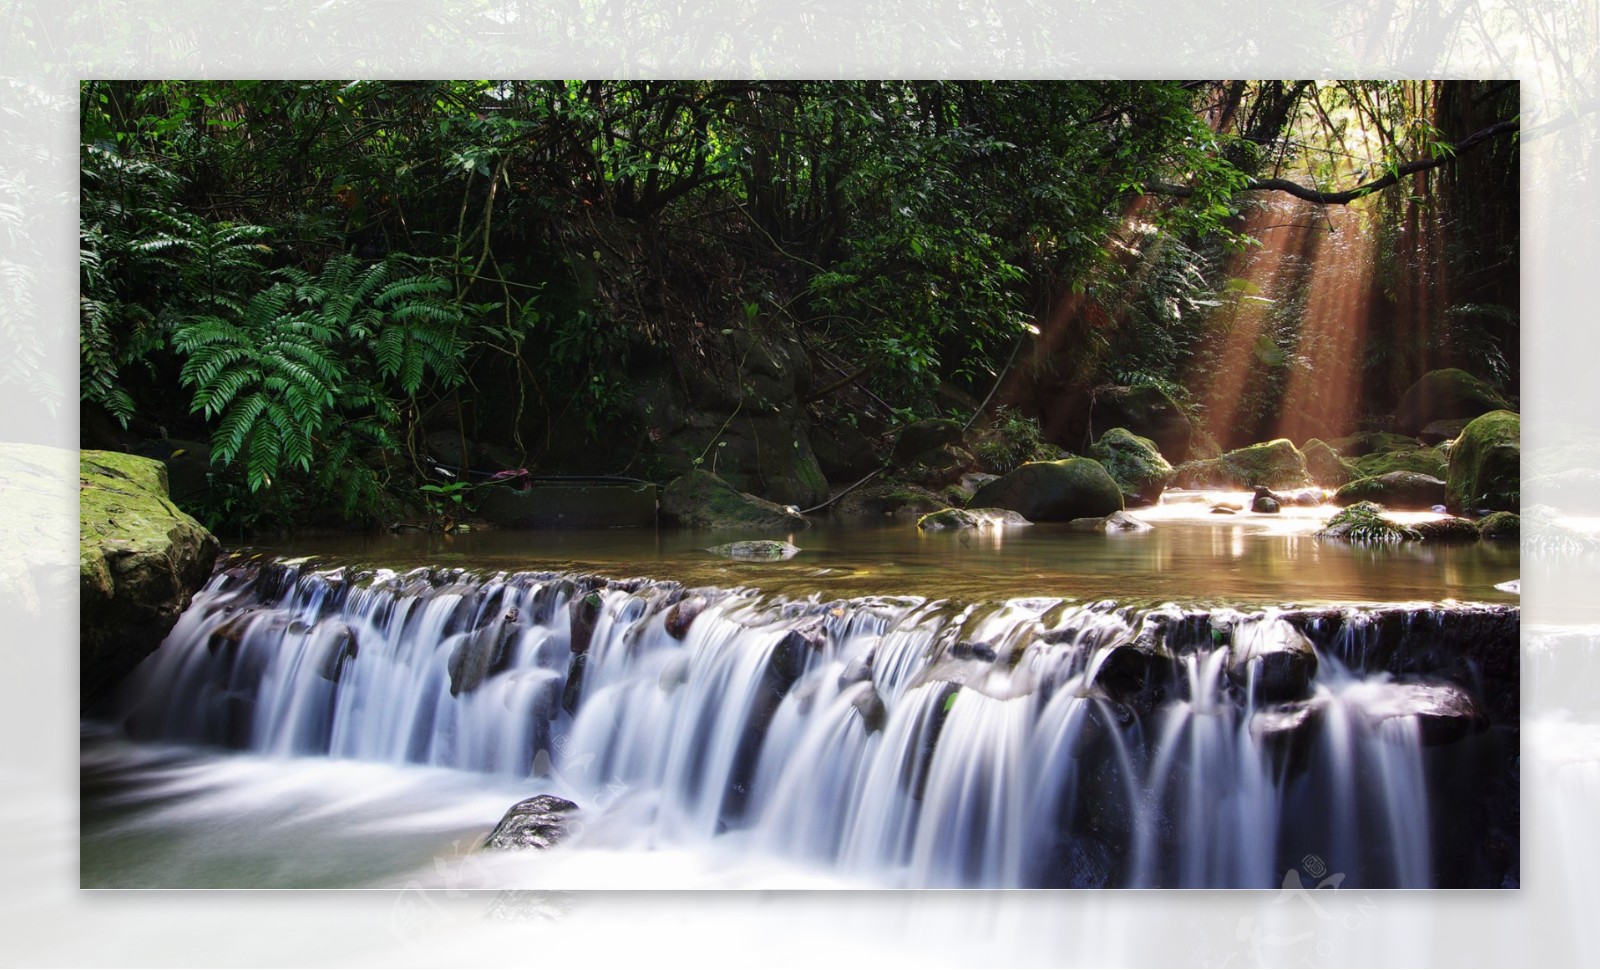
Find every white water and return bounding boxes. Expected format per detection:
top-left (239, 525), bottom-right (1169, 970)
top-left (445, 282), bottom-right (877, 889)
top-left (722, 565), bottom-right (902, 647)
top-left (100, 558), bottom-right (1512, 888)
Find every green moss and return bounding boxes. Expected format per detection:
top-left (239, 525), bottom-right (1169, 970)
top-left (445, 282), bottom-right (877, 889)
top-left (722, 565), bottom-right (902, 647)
top-left (1332, 471), bottom-right (1446, 510)
top-left (1088, 427), bottom-right (1174, 506)
top-left (1411, 517), bottom-right (1482, 542)
top-left (967, 457), bottom-right (1124, 521)
top-left (1316, 501), bottom-right (1418, 543)
top-left (1395, 368), bottom-right (1510, 435)
top-left (1302, 438), bottom-right (1358, 487)
top-left (1352, 447), bottom-right (1447, 480)
top-left (1445, 410), bottom-right (1520, 514)
top-left (1219, 439), bottom-right (1309, 489)
top-left (660, 469), bottom-right (809, 530)
top-left (1477, 511), bottom-right (1520, 539)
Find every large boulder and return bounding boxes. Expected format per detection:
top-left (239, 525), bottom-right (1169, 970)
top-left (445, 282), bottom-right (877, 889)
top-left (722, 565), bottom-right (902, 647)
top-left (1352, 446), bottom-right (1448, 480)
top-left (1332, 471), bottom-right (1448, 510)
top-left (660, 470), bottom-right (809, 531)
top-left (1227, 619), bottom-right (1318, 702)
top-left (1176, 439), bottom-right (1311, 490)
top-left (1089, 384), bottom-right (1193, 463)
top-left (1088, 428), bottom-right (1174, 507)
top-left (1395, 368), bottom-right (1510, 437)
top-left (1301, 438), bottom-right (1358, 487)
top-left (1446, 410), bottom-right (1520, 514)
top-left (80, 450), bottom-right (220, 709)
top-left (968, 458), bottom-right (1124, 521)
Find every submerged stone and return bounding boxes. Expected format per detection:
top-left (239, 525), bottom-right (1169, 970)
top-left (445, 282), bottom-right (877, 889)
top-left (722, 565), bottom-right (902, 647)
top-left (1067, 510), bottom-right (1153, 532)
top-left (706, 540), bottom-right (801, 561)
top-left (916, 507), bottom-right (1031, 531)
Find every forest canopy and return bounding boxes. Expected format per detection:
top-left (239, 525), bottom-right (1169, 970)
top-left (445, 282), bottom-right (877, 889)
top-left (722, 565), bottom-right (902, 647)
top-left (79, 80), bottom-right (1519, 532)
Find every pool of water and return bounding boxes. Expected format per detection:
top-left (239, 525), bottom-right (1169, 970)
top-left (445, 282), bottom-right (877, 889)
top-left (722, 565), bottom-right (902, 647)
top-left (240, 490), bottom-right (1519, 608)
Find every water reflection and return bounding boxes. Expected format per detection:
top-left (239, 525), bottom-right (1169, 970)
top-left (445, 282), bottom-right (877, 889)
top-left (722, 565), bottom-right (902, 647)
top-left (247, 494), bottom-right (1520, 608)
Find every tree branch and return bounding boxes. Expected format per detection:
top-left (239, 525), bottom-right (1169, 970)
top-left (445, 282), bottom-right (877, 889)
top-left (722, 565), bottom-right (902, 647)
top-left (1150, 118), bottom-right (1518, 205)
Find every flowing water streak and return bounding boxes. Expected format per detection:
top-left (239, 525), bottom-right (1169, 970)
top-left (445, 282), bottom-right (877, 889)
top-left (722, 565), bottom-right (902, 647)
top-left (109, 558), bottom-right (1500, 888)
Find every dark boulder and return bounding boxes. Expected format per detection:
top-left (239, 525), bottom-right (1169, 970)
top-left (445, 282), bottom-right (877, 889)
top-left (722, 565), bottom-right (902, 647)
top-left (1361, 682), bottom-right (1489, 746)
top-left (482, 795), bottom-right (580, 850)
top-left (1395, 368), bottom-right (1510, 437)
top-left (968, 458), bottom-right (1124, 522)
top-left (1227, 619), bottom-right (1318, 702)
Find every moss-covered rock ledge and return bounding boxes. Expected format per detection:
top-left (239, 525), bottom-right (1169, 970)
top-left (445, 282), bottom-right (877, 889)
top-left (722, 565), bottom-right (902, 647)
top-left (80, 450), bottom-right (219, 709)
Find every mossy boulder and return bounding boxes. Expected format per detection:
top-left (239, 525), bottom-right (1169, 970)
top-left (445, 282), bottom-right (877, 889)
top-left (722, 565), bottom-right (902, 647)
top-left (1088, 428), bottom-right (1174, 507)
top-left (1411, 516), bottom-right (1482, 542)
top-left (1352, 446), bottom-right (1448, 480)
top-left (1418, 418), bottom-right (1473, 446)
top-left (660, 469), bottom-right (810, 531)
top-left (1333, 472), bottom-right (1447, 510)
top-left (80, 450), bottom-right (220, 709)
top-left (1395, 368), bottom-right (1510, 436)
top-left (1316, 502), bottom-right (1418, 543)
top-left (1089, 384), bottom-right (1193, 463)
top-left (829, 480), bottom-right (945, 518)
top-left (1478, 511), bottom-right (1519, 539)
top-left (893, 418), bottom-right (966, 462)
top-left (1302, 438), bottom-right (1359, 487)
top-left (1220, 439), bottom-right (1310, 489)
top-left (1446, 410), bottom-right (1520, 514)
top-left (968, 457), bottom-right (1124, 521)
top-left (1324, 432), bottom-right (1419, 458)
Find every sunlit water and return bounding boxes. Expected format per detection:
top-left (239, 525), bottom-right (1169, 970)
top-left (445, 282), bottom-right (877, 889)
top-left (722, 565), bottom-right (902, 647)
top-left (81, 493), bottom-right (1520, 889)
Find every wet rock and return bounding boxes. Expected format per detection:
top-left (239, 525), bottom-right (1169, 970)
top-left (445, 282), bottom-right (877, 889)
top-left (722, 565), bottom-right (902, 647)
top-left (660, 469), bottom-right (810, 531)
top-left (80, 450), bottom-right (220, 709)
top-left (560, 654), bottom-right (587, 715)
top-left (663, 595), bottom-right (707, 639)
top-left (1088, 427), bottom-right (1174, 507)
top-left (1252, 495), bottom-right (1280, 513)
top-left (1067, 510), bottom-right (1153, 532)
top-left (1227, 619), bottom-right (1318, 702)
top-left (1333, 471), bottom-right (1448, 510)
top-left (482, 795), bottom-right (580, 851)
top-left (568, 590), bottom-right (604, 655)
top-left (968, 457), bottom-right (1124, 521)
top-left (1395, 368), bottom-right (1509, 437)
top-left (1250, 697), bottom-right (1328, 776)
top-left (448, 618), bottom-right (519, 695)
top-left (838, 648), bottom-right (877, 688)
top-left (917, 507), bottom-right (1031, 531)
top-left (851, 687), bottom-right (889, 734)
top-left (1446, 410), bottom-right (1520, 514)
top-left (1362, 682), bottom-right (1489, 746)
top-left (706, 540), bottom-right (801, 561)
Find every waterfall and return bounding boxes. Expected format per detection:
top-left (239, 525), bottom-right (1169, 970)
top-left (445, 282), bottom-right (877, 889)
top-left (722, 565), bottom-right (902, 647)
top-left (111, 555), bottom-right (1518, 888)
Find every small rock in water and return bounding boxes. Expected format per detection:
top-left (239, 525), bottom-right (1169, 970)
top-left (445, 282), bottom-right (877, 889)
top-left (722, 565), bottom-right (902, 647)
top-left (917, 507), bottom-right (1031, 531)
top-left (1210, 502), bottom-right (1242, 514)
top-left (1067, 510), bottom-right (1153, 532)
top-left (706, 540), bottom-right (800, 561)
top-left (1251, 496), bottom-right (1280, 513)
top-left (1495, 579), bottom-right (1520, 594)
top-left (483, 795), bottom-right (580, 851)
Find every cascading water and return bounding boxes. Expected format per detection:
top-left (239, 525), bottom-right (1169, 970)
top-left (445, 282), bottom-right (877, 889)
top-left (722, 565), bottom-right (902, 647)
top-left (108, 555), bottom-right (1518, 888)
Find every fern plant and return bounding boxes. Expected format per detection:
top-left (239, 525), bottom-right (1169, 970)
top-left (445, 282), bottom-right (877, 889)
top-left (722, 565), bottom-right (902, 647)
top-left (172, 253), bottom-right (468, 507)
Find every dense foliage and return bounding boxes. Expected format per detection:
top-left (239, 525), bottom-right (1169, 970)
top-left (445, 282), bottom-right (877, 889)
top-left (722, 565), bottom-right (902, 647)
top-left (79, 80), bottom-right (1518, 531)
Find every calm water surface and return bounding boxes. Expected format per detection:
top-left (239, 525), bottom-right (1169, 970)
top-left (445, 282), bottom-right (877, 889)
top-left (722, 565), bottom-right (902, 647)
top-left (243, 490), bottom-right (1519, 607)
